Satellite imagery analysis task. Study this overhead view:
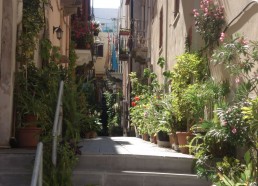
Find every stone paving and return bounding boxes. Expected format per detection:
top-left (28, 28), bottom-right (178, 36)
top-left (79, 136), bottom-right (193, 158)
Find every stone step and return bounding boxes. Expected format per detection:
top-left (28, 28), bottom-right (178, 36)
top-left (0, 149), bottom-right (35, 186)
top-left (0, 170), bottom-right (32, 186)
top-left (0, 153), bottom-right (35, 170)
top-left (72, 170), bottom-right (210, 186)
top-left (75, 154), bottom-right (195, 174)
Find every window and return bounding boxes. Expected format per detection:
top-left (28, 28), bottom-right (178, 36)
top-left (159, 7), bottom-right (163, 49)
top-left (94, 44), bottom-right (104, 57)
top-left (174, 0), bottom-right (180, 18)
top-left (152, 0), bottom-right (157, 20)
top-left (97, 44), bottom-right (103, 57)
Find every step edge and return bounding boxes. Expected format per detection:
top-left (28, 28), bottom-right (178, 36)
top-left (78, 154), bottom-right (194, 160)
top-left (73, 170), bottom-right (198, 177)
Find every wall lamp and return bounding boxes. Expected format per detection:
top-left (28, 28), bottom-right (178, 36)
top-left (53, 26), bottom-right (63, 40)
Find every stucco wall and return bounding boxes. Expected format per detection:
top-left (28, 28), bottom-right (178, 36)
top-left (95, 32), bottom-right (109, 76)
top-left (0, 0), bottom-right (17, 147)
top-left (150, 0), bottom-right (166, 83)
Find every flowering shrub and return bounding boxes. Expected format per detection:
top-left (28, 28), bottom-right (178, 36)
top-left (212, 35), bottom-right (258, 100)
top-left (71, 17), bottom-right (93, 49)
top-left (216, 102), bottom-right (251, 146)
top-left (193, 0), bottom-right (225, 46)
top-left (91, 20), bottom-right (101, 35)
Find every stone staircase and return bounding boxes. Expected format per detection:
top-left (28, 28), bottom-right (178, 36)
top-left (72, 137), bottom-right (210, 186)
top-left (0, 149), bottom-right (35, 186)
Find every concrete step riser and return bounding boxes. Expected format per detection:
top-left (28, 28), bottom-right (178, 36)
top-left (72, 171), bottom-right (210, 186)
top-left (0, 154), bottom-right (34, 170)
top-left (0, 173), bottom-right (32, 186)
top-left (0, 154), bottom-right (34, 186)
top-left (75, 155), bottom-right (194, 174)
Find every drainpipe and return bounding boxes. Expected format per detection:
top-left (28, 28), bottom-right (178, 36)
top-left (125, 0), bottom-right (134, 136)
top-left (164, 0), bottom-right (169, 93)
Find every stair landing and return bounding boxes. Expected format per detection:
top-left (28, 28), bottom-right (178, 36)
top-left (73, 137), bottom-right (210, 186)
top-left (79, 136), bottom-right (192, 158)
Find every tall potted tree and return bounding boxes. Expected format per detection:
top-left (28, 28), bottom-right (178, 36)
top-left (171, 53), bottom-right (206, 153)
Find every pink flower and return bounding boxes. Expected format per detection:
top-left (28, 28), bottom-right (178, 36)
top-left (220, 118), bottom-right (227, 126)
top-left (194, 12), bottom-right (199, 17)
top-left (235, 77), bottom-right (240, 84)
top-left (219, 32), bottom-right (226, 42)
top-left (231, 127), bottom-right (237, 134)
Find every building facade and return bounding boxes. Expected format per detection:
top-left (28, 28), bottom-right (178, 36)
top-left (118, 0), bottom-right (258, 135)
top-left (0, 0), bottom-right (83, 148)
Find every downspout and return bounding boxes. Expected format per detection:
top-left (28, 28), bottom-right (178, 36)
top-left (129, 0), bottom-right (133, 103)
top-left (164, 0), bottom-right (169, 93)
top-left (125, 0), bottom-right (134, 136)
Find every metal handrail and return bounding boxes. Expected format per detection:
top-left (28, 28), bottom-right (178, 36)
top-left (31, 142), bottom-right (43, 186)
top-left (52, 80), bottom-right (64, 166)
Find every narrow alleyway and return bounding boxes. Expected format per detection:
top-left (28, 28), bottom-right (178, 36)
top-left (72, 137), bottom-right (210, 186)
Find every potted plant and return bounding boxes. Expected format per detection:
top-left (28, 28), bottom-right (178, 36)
top-left (91, 21), bottom-right (101, 36)
top-left (81, 110), bottom-right (102, 139)
top-left (15, 63), bottom-right (46, 147)
top-left (170, 53), bottom-right (206, 153)
top-left (158, 94), bottom-right (180, 150)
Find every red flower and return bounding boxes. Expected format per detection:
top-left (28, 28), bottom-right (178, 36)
top-left (131, 102), bottom-right (136, 107)
top-left (134, 96), bottom-right (140, 101)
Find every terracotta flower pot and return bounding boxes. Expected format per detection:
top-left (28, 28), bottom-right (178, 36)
top-left (17, 126), bottom-right (41, 148)
top-left (169, 133), bottom-right (179, 151)
top-left (142, 133), bottom-right (149, 141)
top-left (176, 132), bottom-right (193, 154)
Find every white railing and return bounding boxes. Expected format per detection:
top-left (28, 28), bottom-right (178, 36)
top-left (118, 61), bottom-right (123, 73)
top-left (30, 81), bottom-right (64, 185)
top-left (30, 142), bottom-right (43, 186)
top-left (52, 80), bottom-right (64, 167)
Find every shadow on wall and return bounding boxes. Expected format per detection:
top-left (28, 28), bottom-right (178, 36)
top-left (227, 3), bottom-right (258, 35)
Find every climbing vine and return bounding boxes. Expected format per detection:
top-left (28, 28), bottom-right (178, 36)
top-left (17, 0), bottom-right (47, 64)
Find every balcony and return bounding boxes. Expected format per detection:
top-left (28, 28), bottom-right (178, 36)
top-left (132, 47), bottom-right (148, 64)
top-left (107, 60), bottom-right (123, 81)
top-left (61, 0), bottom-right (82, 16)
top-left (119, 29), bottom-right (130, 36)
top-left (119, 53), bottom-right (129, 61)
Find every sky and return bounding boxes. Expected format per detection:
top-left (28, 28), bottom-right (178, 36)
top-left (93, 0), bottom-right (120, 9)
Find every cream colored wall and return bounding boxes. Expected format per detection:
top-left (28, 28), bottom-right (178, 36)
top-left (0, 0), bottom-right (18, 147)
top-left (222, 0), bottom-right (258, 40)
top-left (150, 0), bottom-right (165, 83)
top-left (211, 0), bottom-right (258, 93)
top-left (150, 0), bottom-right (198, 85)
top-left (49, 0), bottom-right (62, 47)
top-left (48, 0), bottom-right (70, 56)
top-left (167, 0), bottom-right (197, 70)
top-left (95, 32), bottom-right (109, 76)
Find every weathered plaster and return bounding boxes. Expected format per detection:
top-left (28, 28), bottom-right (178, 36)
top-left (0, 0), bottom-right (17, 148)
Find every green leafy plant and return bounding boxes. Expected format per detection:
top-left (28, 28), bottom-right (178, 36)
top-left (216, 151), bottom-right (257, 186)
top-left (171, 53), bottom-right (206, 129)
top-left (17, 0), bottom-right (46, 64)
top-left (211, 35), bottom-right (258, 101)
